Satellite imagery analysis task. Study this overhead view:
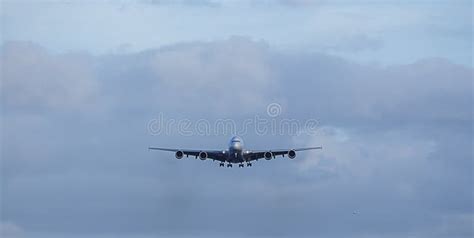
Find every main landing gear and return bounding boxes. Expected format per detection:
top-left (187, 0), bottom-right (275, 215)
top-left (238, 163), bottom-right (252, 167)
top-left (219, 162), bottom-right (252, 168)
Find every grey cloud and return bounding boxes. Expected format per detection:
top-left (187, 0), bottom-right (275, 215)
top-left (1, 42), bottom-right (99, 112)
top-left (1, 38), bottom-right (472, 237)
top-left (148, 37), bottom-right (278, 115)
top-left (0, 221), bottom-right (25, 238)
top-left (272, 53), bottom-right (472, 127)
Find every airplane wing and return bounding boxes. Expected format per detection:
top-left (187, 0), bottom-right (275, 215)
top-left (244, 146), bottom-right (322, 161)
top-left (148, 147), bottom-right (227, 162)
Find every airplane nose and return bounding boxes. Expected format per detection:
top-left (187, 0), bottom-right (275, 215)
top-left (232, 142), bottom-right (242, 151)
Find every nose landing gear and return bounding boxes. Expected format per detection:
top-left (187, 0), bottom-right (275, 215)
top-left (219, 163), bottom-right (225, 167)
top-left (246, 162), bottom-right (252, 167)
top-left (238, 163), bottom-right (244, 168)
top-left (226, 163), bottom-right (233, 168)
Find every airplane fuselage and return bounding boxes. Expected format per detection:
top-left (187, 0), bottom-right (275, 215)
top-left (227, 136), bottom-right (245, 163)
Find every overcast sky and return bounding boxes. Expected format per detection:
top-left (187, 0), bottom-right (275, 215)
top-left (1, 1), bottom-right (473, 238)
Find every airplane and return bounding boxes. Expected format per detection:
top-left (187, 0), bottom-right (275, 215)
top-left (149, 136), bottom-right (322, 168)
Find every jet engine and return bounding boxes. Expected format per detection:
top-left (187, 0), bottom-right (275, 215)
top-left (199, 151), bottom-right (208, 160)
top-left (264, 151), bottom-right (273, 160)
top-left (288, 150), bottom-right (296, 159)
top-left (175, 151), bottom-right (184, 159)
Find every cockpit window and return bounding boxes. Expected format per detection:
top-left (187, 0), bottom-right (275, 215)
top-left (231, 136), bottom-right (241, 142)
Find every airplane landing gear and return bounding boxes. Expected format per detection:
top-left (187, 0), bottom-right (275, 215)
top-left (221, 162), bottom-right (252, 168)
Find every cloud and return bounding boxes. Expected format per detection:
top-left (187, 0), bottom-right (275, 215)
top-left (295, 127), bottom-right (434, 174)
top-left (1, 42), bottom-right (99, 112)
top-left (294, 126), bottom-right (438, 196)
top-left (0, 221), bottom-right (24, 238)
top-left (148, 37), bottom-right (278, 115)
top-left (274, 54), bottom-right (472, 126)
top-left (1, 38), bottom-right (472, 237)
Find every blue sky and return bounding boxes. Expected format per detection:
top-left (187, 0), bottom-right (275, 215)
top-left (2, 0), bottom-right (472, 65)
top-left (1, 1), bottom-right (473, 238)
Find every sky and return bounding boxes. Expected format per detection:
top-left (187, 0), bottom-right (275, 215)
top-left (1, 1), bottom-right (473, 238)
